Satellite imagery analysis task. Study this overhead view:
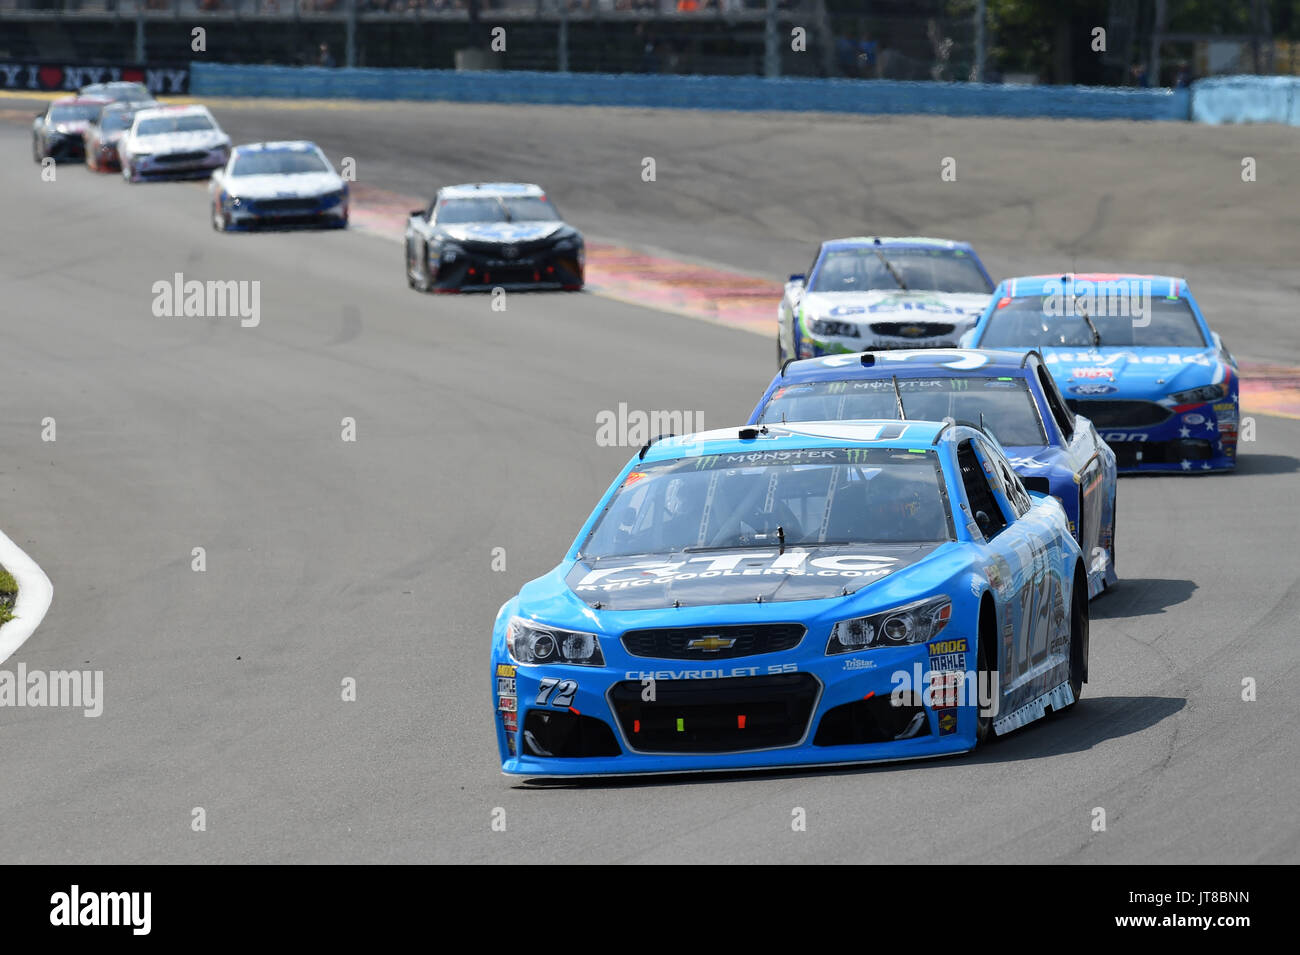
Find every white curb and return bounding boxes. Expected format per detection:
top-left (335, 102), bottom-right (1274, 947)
top-left (0, 526), bottom-right (54, 665)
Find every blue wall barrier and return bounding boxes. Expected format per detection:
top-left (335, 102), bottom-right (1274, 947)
top-left (191, 62), bottom-right (1191, 121)
top-left (1190, 75), bottom-right (1300, 125)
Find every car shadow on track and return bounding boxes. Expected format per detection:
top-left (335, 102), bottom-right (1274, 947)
top-left (1089, 578), bottom-right (1196, 619)
top-left (515, 696), bottom-right (1185, 789)
top-left (1233, 452), bottom-right (1300, 476)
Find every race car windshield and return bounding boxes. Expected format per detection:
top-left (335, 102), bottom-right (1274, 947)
top-left (437, 196), bottom-right (559, 224)
top-left (581, 447), bottom-right (952, 559)
top-left (980, 294), bottom-right (1208, 348)
top-left (809, 248), bottom-right (992, 294)
top-left (231, 150), bottom-right (330, 176)
top-left (50, 105), bottom-right (101, 123)
top-left (100, 110), bottom-right (135, 133)
top-left (757, 377), bottom-right (1047, 447)
top-left (83, 84), bottom-right (152, 103)
top-left (135, 115), bottom-right (215, 135)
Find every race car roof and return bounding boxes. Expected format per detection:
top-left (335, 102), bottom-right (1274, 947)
top-left (53, 96), bottom-right (111, 106)
top-left (232, 141), bottom-right (319, 153)
top-left (1000, 273), bottom-right (1188, 298)
top-left (777, 349), bottom-right (1036, 383)
top-left (643, 420), bottom-right (951, 463)
top-left (439, 182), bottom-right (545, 199)
top-left (133, 104), bottom-right (213, 120)
top-left (821, 236), bottom-right (975, 252)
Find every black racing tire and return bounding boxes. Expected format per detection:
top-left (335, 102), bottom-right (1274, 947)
top-left (975, 597), bottom-right (999, 745)
top-left (32, 137), bottom-right (42, 164)
top-left (1066, 566), bottom-right (1088, 704)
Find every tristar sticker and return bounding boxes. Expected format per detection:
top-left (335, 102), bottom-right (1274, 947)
top-left (574, 552), bottom-right (900, 591)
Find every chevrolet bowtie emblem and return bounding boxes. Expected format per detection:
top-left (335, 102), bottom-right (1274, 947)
top-left (687, 635), bottom-right (736, 652)
top-left (899, 325), bottom-right (925, 337)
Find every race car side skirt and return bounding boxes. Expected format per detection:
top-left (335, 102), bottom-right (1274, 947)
top-left (993, 680), bottom-right (1075, 736)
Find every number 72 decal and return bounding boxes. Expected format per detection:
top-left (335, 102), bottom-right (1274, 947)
top-left (535, 678), bottom-right (578, 708)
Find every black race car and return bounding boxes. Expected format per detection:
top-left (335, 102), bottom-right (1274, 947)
top-left (403, 182), bottom-right (584, 292)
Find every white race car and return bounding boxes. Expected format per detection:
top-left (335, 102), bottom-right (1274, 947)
top-left (209, 141), bottom-right (349, 231)
top-left (778, 237), bottom-right (995, 365)
top-left (119, 104), bottom-right (231, 183)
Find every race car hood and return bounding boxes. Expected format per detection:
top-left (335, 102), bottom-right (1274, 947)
top-left (561, 543), bottom-right (943, 611)
top-left (1041, 346), bottom-right (1227, 400)
top-left (440, 221), bottom-right (564, 244)
top-left (223, 172), bottom-right (343, 199)
top-left (130, 130), bottom-right (227, 153)
top-left (800, 290), bottom-right (990, 326)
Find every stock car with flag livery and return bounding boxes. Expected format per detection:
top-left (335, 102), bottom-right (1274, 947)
top-left (778, 237), bottom-right (994, 365)
top-left (749, 349), bottom-right (1118, 598)
top-left (491, 419), bottom-right (1089, 777)
top-left (962, 273), bottom-right (1239, 472)
top-left (405, 182), bottom-right (584, 292)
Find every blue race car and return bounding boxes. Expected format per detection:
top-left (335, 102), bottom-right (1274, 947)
top-left (961, 273), bottom-right (1240, 473)
top-left (778, 237), bottom-right (994, 365)
top-left (749, 349), bottom-right (1119, 598)
top-left (491, 420), bottom-right (1089, 777)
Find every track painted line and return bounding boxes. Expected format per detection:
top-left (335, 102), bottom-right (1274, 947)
top-left (0, 527), bottom-right (54, 666)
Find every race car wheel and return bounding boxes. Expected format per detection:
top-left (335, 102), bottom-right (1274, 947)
top-left (975, 597), bottom-right (999, 744)
top-left (1104, 498), bottom-right (1117, 590)
top-left (121, 161), bottom-right (133, 183)
top-left (32, 137), bottom-right (42, 164)
top-left (1065, 565), bottom-right (1088, 705)
top-left (211, 198), bottom-right (229, 232)
top-left (407, 242), bottom-right (430, 291)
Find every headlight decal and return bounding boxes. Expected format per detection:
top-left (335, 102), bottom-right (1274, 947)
top-left (507, 617), bottom-right (605, 666)
top-left (826, 595), bottom-right (952, 655)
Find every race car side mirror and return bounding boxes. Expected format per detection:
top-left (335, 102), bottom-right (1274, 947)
top-left (788, 273), bottom-right (805, 284)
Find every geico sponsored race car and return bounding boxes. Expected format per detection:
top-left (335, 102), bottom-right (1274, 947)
top-left (119, 104), bottom-right (231, 182)
top-left (32, 96), bottom-right (108, 162)
top-left (751, 349), bottom-right (1118, 598)
top-left (84, 101), bottom-right (155, 172)
top-left (491, 420), bottom-right (1088, 777)
top-left (209, 142), bottom-right (349, 231)
top-left (964, 273), bottom-right (1240, 472)
top-left (778, 237), bottom-right (994, 364)
top-left (405, 182), bottom-right (584, 292)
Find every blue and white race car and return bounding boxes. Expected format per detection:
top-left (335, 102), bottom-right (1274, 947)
top-left (962, 273), bottom-right (1240, 472)
top-left (209, 141), bottom-right (349, 231)
top-left (778, 237), bottom-right (994, 365)
top-left (749, 349), bottom-right (1119, 598)
top-left (491, 420), bottom-right (1089, 777)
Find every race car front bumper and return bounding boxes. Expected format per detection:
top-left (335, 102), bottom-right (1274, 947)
top-left (130, 148), bottom-right (227, 180)
top-left (224, 191), bottom-right (349, 230)
top-left (492, 635), bottom-right (979, 777)
top-left (42, 133), bottom-right (85, 161)
top-left (1080, 397), bottom-right (1239, 473)
top-left (429, 242), bottom-right (584, 291)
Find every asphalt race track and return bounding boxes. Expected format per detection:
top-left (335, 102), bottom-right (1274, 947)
top-left (1, 98), bottom-right (1298, 863)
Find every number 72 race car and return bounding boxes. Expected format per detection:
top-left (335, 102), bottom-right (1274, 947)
top-left (491, 419), bottom-right (1089, 778)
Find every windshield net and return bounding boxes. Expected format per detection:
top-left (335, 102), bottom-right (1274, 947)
top-left (581, 447), bottom-right (951, 559)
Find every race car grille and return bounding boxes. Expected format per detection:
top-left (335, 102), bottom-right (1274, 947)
top-left (608, 674), bottom-right (819, 753)
top-left (868, 322), bottom-right (955, 338)
top-left (521, 710), bottom-right (621, 758)
top-left (252, 198), bottom-right (320, 214)
top-left (154, 151), bottom-right (208, 164)
top-left (1066, 398), bottom-right (1171, 428)
top-left (460, 238), bottom-right (553, 257)
top-left (1110, 438), bottom-right (1215, 469)
top-left (814, 694), bottom-right (930, 746)
top-left (621, 623), bottom-right (806, 660)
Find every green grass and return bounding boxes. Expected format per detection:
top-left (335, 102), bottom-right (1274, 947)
top-left (0, 564), bottom-right (16, 625)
